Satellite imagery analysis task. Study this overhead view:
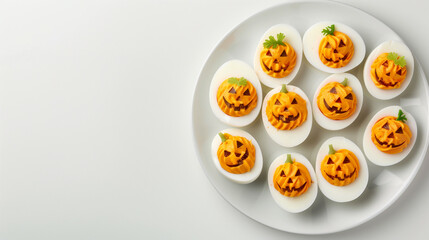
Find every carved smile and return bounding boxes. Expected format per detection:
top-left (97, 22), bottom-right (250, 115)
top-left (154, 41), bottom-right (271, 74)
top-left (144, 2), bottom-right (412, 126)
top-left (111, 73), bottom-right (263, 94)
top-left (277, 182), bottom-right (307, 193)
top-left (323, 53), bottom-right (349, 63)
top-left (324, 168), bottom-right (356, 181)
top-left (374, 135), bottom-right (405, 148)
top-left (223, 97), bottom-right (254, 111)
top-left (323, 99), bottom-right (348, 114)
top-left (273, 113), bottom-right (300, 123)
top-left (263, 61), bottom-right (289, 73)
top-left (374, 70), bottom-right (399, 87)
top-left (225, 149), bottom-right (249, 167)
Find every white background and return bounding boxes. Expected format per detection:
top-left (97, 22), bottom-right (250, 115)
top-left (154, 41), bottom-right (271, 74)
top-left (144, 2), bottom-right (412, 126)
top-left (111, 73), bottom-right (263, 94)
top-left (1, 0), bottom-right (428, 239)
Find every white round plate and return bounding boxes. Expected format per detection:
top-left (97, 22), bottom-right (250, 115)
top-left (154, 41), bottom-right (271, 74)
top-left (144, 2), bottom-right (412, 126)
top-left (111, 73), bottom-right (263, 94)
top-left (192, 0), bottom-right (429, 235)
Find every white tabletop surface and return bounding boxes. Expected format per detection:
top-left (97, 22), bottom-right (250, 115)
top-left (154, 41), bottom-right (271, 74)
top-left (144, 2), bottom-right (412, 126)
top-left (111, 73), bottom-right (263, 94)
top-left (1, 0), bottom-right (428, 239)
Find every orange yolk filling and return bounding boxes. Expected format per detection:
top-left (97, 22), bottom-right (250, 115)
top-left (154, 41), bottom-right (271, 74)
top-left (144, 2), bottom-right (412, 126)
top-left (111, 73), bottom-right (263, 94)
top-left (317, 82), bottom-right (357, 120)
top-left (370, 53), bottom-right (407, 89)
top-left (217, 133), bottom-right (255, 174)
top-left (319, 31), bottom-right (354, 68)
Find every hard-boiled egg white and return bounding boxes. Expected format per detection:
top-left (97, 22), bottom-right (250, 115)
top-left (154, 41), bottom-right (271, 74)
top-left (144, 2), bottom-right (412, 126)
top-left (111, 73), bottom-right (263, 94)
top-left (303, 21), bottom-right (366, 73)
top-left (268, 153), bottom-right (318, 213)
top-left (316, 136), bottom-right (369, 202)
top-left (262, 85), bottom-right (312, 147)
top-left (254, 24), bottom-right (302, 88)
top-left (209, 60), bottom-right (263, 127)
top-left (211, 128), bottom-right (263, 184)
top-left (363, 106), bottom-right (417, 166)
top-left (312, 73), bottom-right (363, 130)
top-left (363, 41), bottom-right (414, 100)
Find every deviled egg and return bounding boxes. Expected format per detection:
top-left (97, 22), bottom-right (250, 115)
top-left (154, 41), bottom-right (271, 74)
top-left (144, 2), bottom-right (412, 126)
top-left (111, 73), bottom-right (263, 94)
top-left (211, 128), bottom-right (263, 184)
top-left (363, 41), bottom-right (414, 100)
top-left (268, 153), bottom-right (318, 213)
top-left (312, 73), bottom-right (363, 130)
top-left (303, 21), bottom-right (365, 73)
top-left (209, 60), bottom-right (263, 127)
top-left (254, 24), bottom-right (302, 88)
top-left (262, 84), bottom-right (312, 147)
top-left (316, 136), bottom-right (369, 202)
top-left (363, 106), bottom-right (417, 166)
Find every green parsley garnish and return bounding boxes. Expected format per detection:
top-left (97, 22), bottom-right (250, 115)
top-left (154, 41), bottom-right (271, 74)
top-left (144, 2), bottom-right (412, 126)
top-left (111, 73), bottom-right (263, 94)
top-left (263, 33), bottom-right (286, 49)
top-left (387, 52), bottom-right (406, 67)
top-left (227, 77), bottom-right (247, 86)
top-left (396, 109), bottom-right (407, 123)
top-left (322, 24), bottom-right (335, 36)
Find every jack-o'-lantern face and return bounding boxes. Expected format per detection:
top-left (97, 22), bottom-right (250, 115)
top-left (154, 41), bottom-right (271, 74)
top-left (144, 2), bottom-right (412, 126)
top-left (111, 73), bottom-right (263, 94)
top-left (371, 111), bottom-right (412, 154)
top-left (319, 25), bottom-right (354, 68)
top-left (260, 33), bottom-right (296, 78)
top-left (266, 84), bottom-right (307, 130)
top-left (217, 132), bottom-right (256, 174)
top-left (371, 52), bottom-right (407, 89)
top-left (321, 145), bottom-right (360, 186)
top-left (273, 154), bottom-right (312, 197)
top-left (217, 77), bottom-right (258, 117)
top-left (317, 79), bottom-right (357, 120)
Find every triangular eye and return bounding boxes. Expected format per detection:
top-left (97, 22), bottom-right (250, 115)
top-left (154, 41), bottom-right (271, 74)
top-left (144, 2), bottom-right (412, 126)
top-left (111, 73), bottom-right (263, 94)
top-left (275, 99), bottom-right (282, 105)
top-left (345, 93), bottom-right (353, 100)
top-left (327, 158), bottom-right (334, 164)
top-left (281, 50), bottom-right (287, 57)
top-left (396, 127), bottom-right (403, 134)
top-left (224, 150), bottom-right (231, 157)
top-left (339, 40), bottom-right (346, 47)
top-left (388, 133), bottom-right (395, 138)
top-left (287, 178), bottom-right (293, 183)
top-left (280, 170), bottom-right (286, 177)
top-left (343, 157), bottom-right (350, 163)
top-left (330, 87), bottom-right (337, 94)
top-left (229, 87), bottom-right (236, 94)
top-left (383, 61), bottom-right (389, 67)
top-left (382, 122), bottom-right (390, 130)
top-left (243, 89), bottom-right (250, 96)
top-left (396, 69), bottom-right (403, 75)
top-left (325, 42), bottom-right (332, 48)
top-left (236, 141), bottom-right (243, 148)
top-left (291, 98), bottom-right (298, 104)
top-left (266, 51), bottom-right (272, 56)
top-left (295, 170), bottom-right (301, 176)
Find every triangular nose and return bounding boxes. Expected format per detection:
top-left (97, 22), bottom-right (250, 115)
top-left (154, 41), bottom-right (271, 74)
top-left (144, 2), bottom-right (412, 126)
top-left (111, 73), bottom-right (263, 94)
top-left (336, 166), bottom-right (342, 171)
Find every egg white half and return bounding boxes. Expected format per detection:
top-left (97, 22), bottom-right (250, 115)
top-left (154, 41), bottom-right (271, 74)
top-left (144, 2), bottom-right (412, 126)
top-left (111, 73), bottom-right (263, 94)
top-left (209, 60), bottom-right (263, 127)
top-left (211, 128), bottom-right (263, 184)
top-left (303, 21), bottom-right (366, 73)
top-left (268, 153), bottom-right (318, 213)
top-left (363, 106), bottom-right (417, 166)
top-left (312, 73), bottom-right (363, 130)
top-left (363, 40), bottom-right (414, 100)
top-left (253, 24), bottom-right (303, 88)
top-left (316, 136), bottom-right (369, 202)
top-left (262, 85), bottom-right (312, 147)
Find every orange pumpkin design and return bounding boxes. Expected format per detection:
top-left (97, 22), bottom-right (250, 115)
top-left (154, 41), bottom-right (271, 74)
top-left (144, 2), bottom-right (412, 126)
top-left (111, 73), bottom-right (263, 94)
top-left (216, 77), bottom-right (258, 117)
top-left (260, 33), bottom-right (296, 78)
top-left (319, 24), bottom-right (354, 68)
top-left (321, 144), bottom-right (360, 186)
top-left (217, 132), bottom-right (256, 174)
top-left (371, 110), bottom-right (412, 154)
top-left (371, 52), bottom-right (407, 89)
top-left (317, 78), bottom-right (357, 120)
top-left (266, 84), bottom-right (307, 130)
top-left (273, 154), bottom-right (312, 197)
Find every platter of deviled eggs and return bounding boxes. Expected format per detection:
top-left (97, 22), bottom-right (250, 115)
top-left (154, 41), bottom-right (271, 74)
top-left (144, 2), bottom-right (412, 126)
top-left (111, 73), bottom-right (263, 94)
top-left (192, 1), bottom-right (429, 234)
